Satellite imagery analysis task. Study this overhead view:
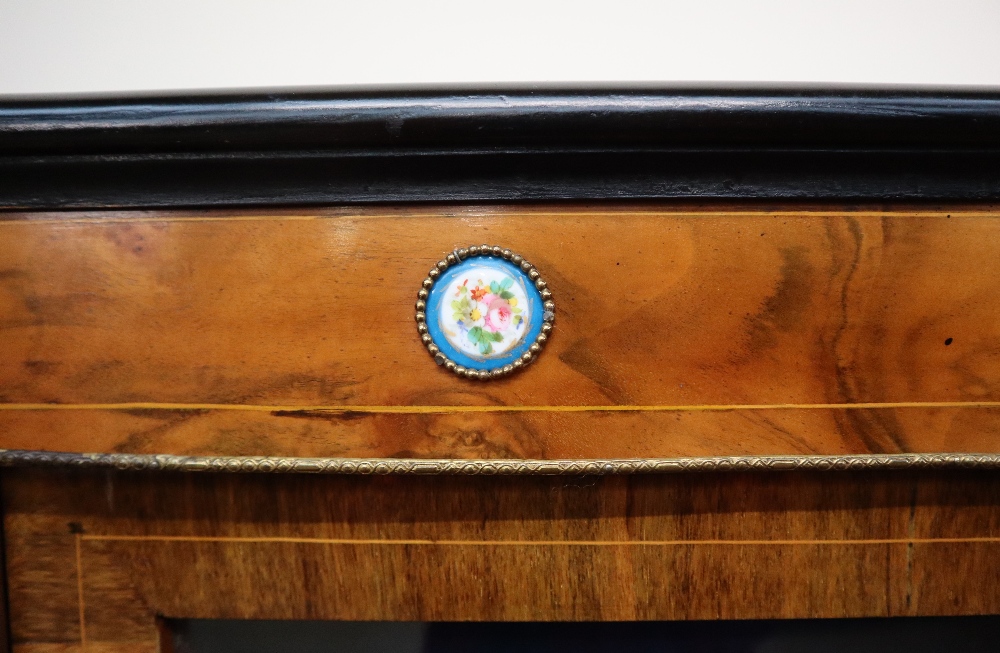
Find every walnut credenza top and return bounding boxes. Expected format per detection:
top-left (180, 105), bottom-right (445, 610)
top-left (3, 204), bottom-right (1000, 472)
top-left (3, 88), bottom-right (1000, 473)
top-left (6, 87), bottom-right (1000, 652)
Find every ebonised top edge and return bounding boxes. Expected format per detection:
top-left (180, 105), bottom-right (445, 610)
top-left (3, 86), bottom-right (1000, 156)
top-left (4, 86), bottom-right (1000, 208)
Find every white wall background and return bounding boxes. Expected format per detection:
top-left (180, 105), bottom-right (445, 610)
top-left (1, 0), bottom-right (999, 94)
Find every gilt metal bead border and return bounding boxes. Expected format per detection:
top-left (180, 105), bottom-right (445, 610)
top-left (416, 245), bottom-right (555, 380)
top-left (2, 450), bottom-right (1000, 474)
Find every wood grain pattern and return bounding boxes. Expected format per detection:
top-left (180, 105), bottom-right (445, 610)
top-left (3, 206), bottom-right (1000, 460)
top-left (5, 468), bottom-right (1000, 650)
top-left (84, 539), bottom-right (906, 622)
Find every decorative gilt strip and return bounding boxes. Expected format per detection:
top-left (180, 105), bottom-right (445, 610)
top-left (1, 450), bottom-right (999, 474)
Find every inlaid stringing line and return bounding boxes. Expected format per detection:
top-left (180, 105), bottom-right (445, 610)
top-left (79, 534), bottom-right (1000, 546)
top-left (75, 534), bottom-right (87, 648)
top-left (3, 401), bottom-right (1000, 413)
top-left (1, 209), bottom-right (999, 225)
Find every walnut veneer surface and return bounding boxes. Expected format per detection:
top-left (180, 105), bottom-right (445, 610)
top-left (3, 205), bottom-right (1000, 461)
top-left (4, 468), bottom-right (1000, 651)
top-left (4, 204), bottom-right (1000, 650)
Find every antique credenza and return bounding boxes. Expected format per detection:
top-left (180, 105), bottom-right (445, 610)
top-left (2, 88), bottom-right (1000, 650)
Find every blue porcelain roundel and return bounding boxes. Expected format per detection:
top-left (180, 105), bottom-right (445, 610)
top-left (417, 246), bottom-right (554, 379)
top-left (425, 255), bottom-right (546, 372)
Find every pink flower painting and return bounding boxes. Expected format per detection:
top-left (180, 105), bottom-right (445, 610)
top-left (483, 295), bottom-right (513, 333)
top-left (450, 275), bottom-right (525, 356)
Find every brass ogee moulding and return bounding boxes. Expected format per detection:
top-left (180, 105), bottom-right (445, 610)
top-left (2, 450), bottom-right (1000, 474)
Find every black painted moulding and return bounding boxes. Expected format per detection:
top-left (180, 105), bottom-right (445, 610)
top-left (2, 86), bottom-right (1000, 208)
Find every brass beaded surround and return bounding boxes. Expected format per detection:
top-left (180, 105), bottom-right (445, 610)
top-left (416, 245), bottom-right (555, 379)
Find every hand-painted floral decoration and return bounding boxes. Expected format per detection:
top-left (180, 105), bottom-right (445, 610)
top-left (416, 246), bottom-right (554, 379)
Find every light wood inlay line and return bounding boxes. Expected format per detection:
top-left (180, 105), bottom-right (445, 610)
top-left (4, 402), bottom-right (1000, 413)
top-left (1, 209), bottom-right (998, 225)
top-left (75, 533), bottom-right (87, 648)
top-left (78, 535), bottom-right (1000, 546)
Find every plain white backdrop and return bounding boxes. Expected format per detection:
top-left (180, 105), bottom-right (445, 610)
top-left (1, 0), bottom-right (999, 94)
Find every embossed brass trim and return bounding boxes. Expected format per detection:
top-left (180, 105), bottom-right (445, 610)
top-left (2, 450), bottom-right (999, 474)
top-left (417, 245), bottom-right (554, 379)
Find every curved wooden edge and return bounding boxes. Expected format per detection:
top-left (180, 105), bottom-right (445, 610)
top-left (6, 87), bottom-right (1000, 154)
top-left (2, 450), bottom-right (1000, 475)
top-left (5, 88), bottom-right (1000, 208)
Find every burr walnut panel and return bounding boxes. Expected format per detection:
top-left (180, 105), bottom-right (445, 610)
top-left (2, 206), bottom-right (1000, 460)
